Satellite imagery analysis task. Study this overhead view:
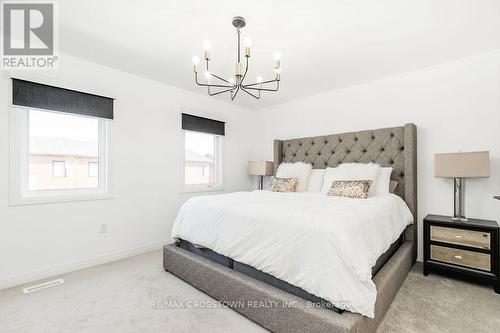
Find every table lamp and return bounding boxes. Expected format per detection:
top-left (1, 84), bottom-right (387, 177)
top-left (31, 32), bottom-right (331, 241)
top-left (248, 161), bottom-right (274, 190)
top-left (434, 151), bottom-right (490, 222)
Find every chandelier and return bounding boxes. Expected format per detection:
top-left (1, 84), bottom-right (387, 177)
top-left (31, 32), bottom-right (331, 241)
top-left (191, 16), bottom-right (281, 100)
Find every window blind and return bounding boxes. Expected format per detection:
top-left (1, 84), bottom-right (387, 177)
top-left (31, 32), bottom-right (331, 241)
top-left (12, 78), bottom-right (114, 119)
top-left (181, 113), bottom-right (225, 136)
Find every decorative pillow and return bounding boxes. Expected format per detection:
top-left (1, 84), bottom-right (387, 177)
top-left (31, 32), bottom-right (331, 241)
top-left (269, 177), bottom-right (298, 192)
top-left (321, 163), bottom-right (380, 196)
top-left (327, 180), bottom-right (373, 199)
top-left (306, 169), bottom-right (326, 192)
top-left (389, 180), bottom-right (398, 193)
top-left (373, 167), bottom-right (393, 196)
top-left (276, 162), bottom-right (312, 192)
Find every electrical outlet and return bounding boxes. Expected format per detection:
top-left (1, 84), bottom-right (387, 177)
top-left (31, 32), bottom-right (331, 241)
top-left (99, 224), bottom-right (107, 234)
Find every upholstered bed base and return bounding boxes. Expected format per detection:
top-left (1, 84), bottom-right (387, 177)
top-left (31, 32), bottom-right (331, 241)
top-left (176, 233), bottom-right (403, 314)
top-left (163, 124), bottom-right (417, 332)
top-left (163, 241), bottom-right (413, 333)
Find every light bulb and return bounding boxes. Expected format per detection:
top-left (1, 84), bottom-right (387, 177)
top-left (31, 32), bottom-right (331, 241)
top-left (228, 78), bottom-right (236, 85)
top-left (192, 56), bottom-right (200, 65)
top-left (273, 51), bottom-right (281, 70)
top-left (274, 67), bottom-right (281, 74)
top-left (243, 37), bottom-right (252, 57)
top-left (203, 40), bottom-right (211, 60)
top-left (205, 71), bottom-right (212, 84)
top-left (256, 76), bottom-right (263, 83)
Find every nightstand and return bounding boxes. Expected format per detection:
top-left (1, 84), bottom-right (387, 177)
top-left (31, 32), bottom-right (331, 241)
top-left (424, 214), bottom-right (500, 293)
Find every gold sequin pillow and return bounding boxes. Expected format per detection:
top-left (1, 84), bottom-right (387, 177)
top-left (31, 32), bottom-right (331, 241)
top-left (327, 180), bottom-right (373, 199)
top-left (269, 177), bottom-right (298, 192)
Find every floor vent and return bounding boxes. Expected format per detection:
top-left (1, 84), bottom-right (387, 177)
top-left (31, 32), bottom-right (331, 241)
top-left (23, 278), bottom-right (64, 294)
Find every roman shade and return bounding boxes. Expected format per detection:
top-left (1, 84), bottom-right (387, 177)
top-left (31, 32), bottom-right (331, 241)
top-left (12, 78), bottom-right (114, 119)
top-left (182, 113), bottom-right (225, 136)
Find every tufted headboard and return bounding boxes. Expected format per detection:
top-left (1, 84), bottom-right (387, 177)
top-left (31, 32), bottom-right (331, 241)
top-left (274, 123), bottom-right (417, 261)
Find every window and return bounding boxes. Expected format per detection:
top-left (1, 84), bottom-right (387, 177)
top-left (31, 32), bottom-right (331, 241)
top-left (27, 110), bottom-right (101, 190)
top-left (184, 131), bottom-right (221, 187)
top-left (88, 162), bottom-right (99, 177)
top-left (9, 79), bottom-right (113, 205)
top-left (181, 113), bottom-right (224, 192)
top-left (10, 108), bottom-right (108, 204)
top-left (52, 161), bottom-right (67, 178)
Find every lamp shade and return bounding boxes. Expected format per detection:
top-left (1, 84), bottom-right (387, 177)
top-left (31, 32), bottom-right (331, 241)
top-left (434, 151), bottom-right (490, 178)
top-left (248, 161), bottom-right (274, 176)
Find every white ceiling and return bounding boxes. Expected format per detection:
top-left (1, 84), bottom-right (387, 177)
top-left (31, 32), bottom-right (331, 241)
top-left (60, 0), bottom-right (500, 109)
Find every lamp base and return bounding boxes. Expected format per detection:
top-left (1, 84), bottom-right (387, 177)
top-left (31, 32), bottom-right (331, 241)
top-left (452, 178), bottom-right (467, 222)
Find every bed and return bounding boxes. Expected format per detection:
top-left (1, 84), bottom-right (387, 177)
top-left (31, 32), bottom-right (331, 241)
top-left (163, 123), bottom-right (417, 332)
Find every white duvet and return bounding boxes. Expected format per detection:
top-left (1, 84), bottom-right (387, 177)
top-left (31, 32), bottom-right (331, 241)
top-left (171, 191), bottom-right (413, 317)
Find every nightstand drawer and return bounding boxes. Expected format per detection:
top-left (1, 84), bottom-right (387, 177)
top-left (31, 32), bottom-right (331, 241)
top-left (430, 245), bottom-right (491, 271)
top-left (430, 226), bottom-right (490, 249)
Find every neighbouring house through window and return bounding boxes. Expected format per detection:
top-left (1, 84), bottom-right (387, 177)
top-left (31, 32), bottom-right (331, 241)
top-left (184, 131), bottom-right (217, 185)
top-left (29, 110), bottom-right (100, 190)
top-left (181, 113), bottom-right (224, 191)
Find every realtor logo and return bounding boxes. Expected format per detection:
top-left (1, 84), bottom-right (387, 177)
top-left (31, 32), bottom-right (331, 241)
top-left (1, 1), bottom-right (59, 69)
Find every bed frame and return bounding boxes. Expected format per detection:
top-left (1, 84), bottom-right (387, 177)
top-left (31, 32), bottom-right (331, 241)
top-left (163, 123), bottom-right (417, 333)
top-left (175, 232), bottom-right (403, 314)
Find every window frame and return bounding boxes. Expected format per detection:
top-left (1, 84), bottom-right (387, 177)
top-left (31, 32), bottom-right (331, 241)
top-left (9, 106), bottom-right (111, 206)
top-left (182, 129), bottom-right (223, 193)
top-left (88, 161), bottom-right (99, 178)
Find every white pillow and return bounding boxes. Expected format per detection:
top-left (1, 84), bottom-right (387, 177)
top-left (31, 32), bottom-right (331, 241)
top-left (373, 167), bottom-right (393, 196)
top-left (306, 169), bottom-right (325, 192)
top-left (321, 163), bottom-right (380, 196)
top-left (276, 162), bottom-right (312, 192)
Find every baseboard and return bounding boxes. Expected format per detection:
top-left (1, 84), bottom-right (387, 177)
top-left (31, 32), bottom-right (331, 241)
top-left (0, 241), bottom-right (167, 290)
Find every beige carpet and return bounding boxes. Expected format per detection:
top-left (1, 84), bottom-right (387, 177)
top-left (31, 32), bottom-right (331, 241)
top-left (1, 250), bottom-right (499, 333)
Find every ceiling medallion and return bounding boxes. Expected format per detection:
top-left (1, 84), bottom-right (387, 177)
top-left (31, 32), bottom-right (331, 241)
top-left (191, 16), bottom-right (281, 100)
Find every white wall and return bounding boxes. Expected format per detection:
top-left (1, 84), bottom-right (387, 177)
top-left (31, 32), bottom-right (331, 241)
top-left (0, 54), bottom-right (256, 288)
top-left (254, 50), bottom-right (500, 260)
top-left (2, 49), bottom-right (499, 288)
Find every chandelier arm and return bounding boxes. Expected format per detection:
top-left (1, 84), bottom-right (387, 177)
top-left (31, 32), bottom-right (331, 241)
top-left (244, 87), bottom-right (277, 92)
top-left (239, 57), bottom-right (250, 86)
top-left (195, 73), bottom-right (234, 88)
top-left (207, 79), bottom-right (233, 94)
top-left (241, 87), bottom-right (260, 99)
top-left (209, 73), bottom-right (232, 85)
top-left (204, 59), bottom-right (234, 86)
top-left (195, 81), bottom-right (234, 89)
top-left (204, 60), bottom-right (214, 94)
top-left (244, 80), bottom-right (280, 92)
top-left (208, 87), bottom-right (235, 96)
top-left (231, 86), bottom-right (240, 100)
top-left (243, 76), bottom-right (279, 88)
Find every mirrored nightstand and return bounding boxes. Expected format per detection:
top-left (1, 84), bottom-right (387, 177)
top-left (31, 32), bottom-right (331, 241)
top-left (423, 214), bottom-right (500, 294)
